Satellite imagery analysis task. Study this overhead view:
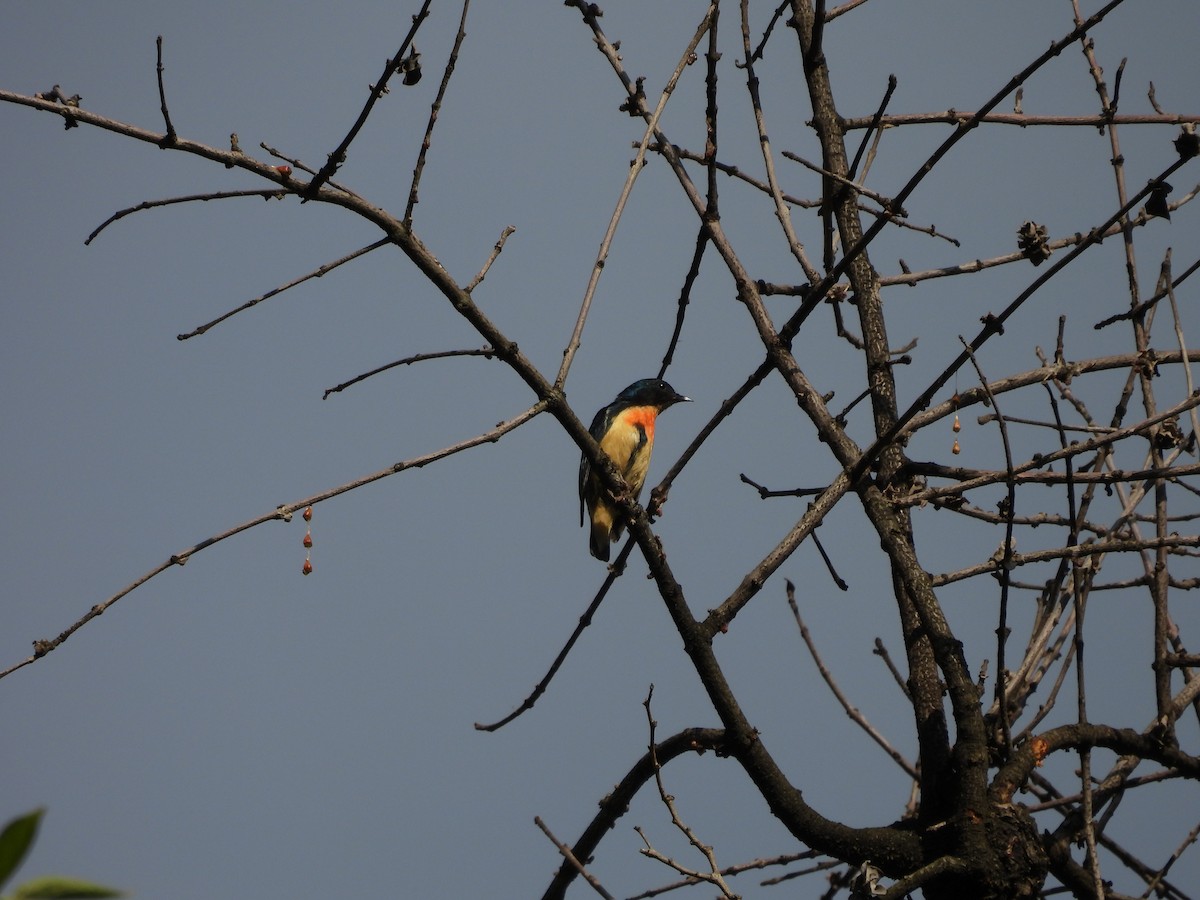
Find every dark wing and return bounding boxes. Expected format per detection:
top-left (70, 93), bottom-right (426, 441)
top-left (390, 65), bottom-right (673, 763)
top-left (579, 403), bottom-right (615, 526)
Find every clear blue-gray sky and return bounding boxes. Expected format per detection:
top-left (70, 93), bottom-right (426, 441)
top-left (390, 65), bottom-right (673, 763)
top-left (2, 3), bottom-right (1198, 897)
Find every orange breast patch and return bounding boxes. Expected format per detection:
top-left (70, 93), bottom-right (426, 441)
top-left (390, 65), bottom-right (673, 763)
top-left (616, 405), bottom-right (657, 441)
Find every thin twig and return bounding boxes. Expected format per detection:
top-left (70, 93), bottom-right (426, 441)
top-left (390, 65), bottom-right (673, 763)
top-left (824, 0), bottom-right (871, 21)
top-left (474, 538), bottom-right (635, 732)
top-left (741, 5), bottom-right (821, 284)
top-left (745, 0), bottom-right (790, 64)
top-left (1142, 819), bottom-right (1200, 898)
top-left (1026, 768), bottom-right (1178, 812)
top-left (540, 726), bottom-right (728, 900)
top-left (323, 347), bottom-right (495, 400)
top-left (656, 361), bottom-right (774, 510)
top-left (847, 74), bottom-right (896, 182)
top-left (179, 238), bottom-right (391, 340)
top-left (879, 208), bottom-right (1198, 288)
top-left (783, 150), bottom-right (905, 217)
top-left (555, 3), bottom-right (717, 388)
top-left (1163, 255), bottom-right (1200, 444)
top-left (659, 227), bottom-right (709, 379)
top-left (858, 155), bottom-right (1192, 490)
top-left (932, 534), bottom-right (1200, 588)
top-left (639, 686), bottom-right (739, 899)
top-left (629, 852), bottom-right (817, 899)
top-left (976, 412), bottom-right (1117, 434)
top-left (86, 189), bottom-right (287, 245)
top-left (651, 15), bottom-right (718, 383)
top-left (260, 142), bottom-right (362, 198)
top-left (960, 337), bottom-right (1016, 759)
top-left (786, 582), bottom-right (917, 778)
top-left (872, 638), bottom-right (911, 699)
top-left (405, 0), bottom-right (471, 227)
top-left (809, 530), bottom-right (849, 591)
top-left (905, 349), bottom-right (1200, 437)
top-left (155, 36), bottom-right (176, 145)
top-left (656, 141), bottom-right (961, 244)
top-left (877, 856), bottom-right (971, 900)
top-left (1079, 6), bottom-right (1181, 736)
top-left (1097, 253), bottom-right (1200, 328)
top-left (738, 473), bottom-right (827, 499)
top-left (774, 0), bottom-right (1138, 351)
top-left (466, 225), bottom-right (516, 293)
top-left (903, 390), bottom-right (1200, 506)
top-left (840, 111), bottom-right (1200, 129)
top-left (2, 402), bottom-right (545, 680)
top-left (534, 817), bottom-right (616, 900)
top-left (304, 1), bottom-right (433, 198)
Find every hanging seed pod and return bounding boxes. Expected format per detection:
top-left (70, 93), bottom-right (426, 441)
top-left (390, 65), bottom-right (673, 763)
top-left (1016, 221), bottom-right (1052, 265)
top-left (400, 47), bottom-right (422, 85)
top-left (1145, 182), bottom-right (1173, 220)
top-left (1174, 124), bottom-right (1199, 160)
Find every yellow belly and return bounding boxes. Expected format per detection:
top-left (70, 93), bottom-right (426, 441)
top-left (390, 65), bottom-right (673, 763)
top-left (598, 413), bottom-right (655, 497)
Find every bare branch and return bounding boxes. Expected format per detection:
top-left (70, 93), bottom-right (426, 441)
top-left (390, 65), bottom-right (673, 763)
top-left (404, 0), bottom-right (471, 228)
top-left (786, 581), bottom-right (917, 779)
top-left (555, 2), bottom-right (717, 388)
top-left (323, 346), bottom-right (495, 400)
top-left (465, 225), bottom-right (516, 293)
top-left (180, 237), bottom-right (391, 341)
top-left (1, 402), bottom-right (546, 680)
top-left (304, 1), bottom-right (433, 198)
top-left (960, 337), bottom-right (1017, 759)
top-left (540, 726), bottom-right (729, 900)
top-left (154, 36), bottom-right (176, 145)
top-left (841, 111), bottom-right (1200, 130)
top-left (534, 817), bottom-right (616, 900)
top-left (638, 687), bottom-right (739, 899)
top-left (847, 73), bottom-right (897, 182)
top-left (86, 189), bottom-right (287, 245)
top-left (475, 538), bottom-right (636, 732)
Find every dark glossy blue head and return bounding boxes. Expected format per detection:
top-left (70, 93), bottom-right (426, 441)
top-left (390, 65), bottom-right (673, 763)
top-left (612, 378), bottom-right (690, 410)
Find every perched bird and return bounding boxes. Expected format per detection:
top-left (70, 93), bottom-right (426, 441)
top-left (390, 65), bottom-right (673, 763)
top-left (579, 378), bottom-right (690, 561)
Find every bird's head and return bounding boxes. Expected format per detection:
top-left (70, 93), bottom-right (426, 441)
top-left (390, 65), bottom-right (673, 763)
top-left (614, 378), bottom-right (691, 411)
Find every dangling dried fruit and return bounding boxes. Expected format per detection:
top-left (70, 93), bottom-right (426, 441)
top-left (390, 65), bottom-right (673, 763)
top-left (303, 506), bottom-right (313, 522)
top-left (952, 439), bottom-right (961, 455)
top-left (1016, 221), bottom-right (1052, 265)
top-left (953, 414), bottom-right (962, 433)
top-left (1174, 124), bottom-right (1199, 160)
top-left (302, 559), bottom-right (313, 576)
top-left (1145, 181), bottom-right (1173, 220)
top-left (401, 47), bottom-right (422, 85)
top-left (303, 530), bottom-right (313, 548)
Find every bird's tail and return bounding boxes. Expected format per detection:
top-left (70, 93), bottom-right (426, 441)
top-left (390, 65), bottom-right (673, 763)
top-left (589, 519), bottom-right (611, 561)
top-left (585, 508), bottom-right (614, 564)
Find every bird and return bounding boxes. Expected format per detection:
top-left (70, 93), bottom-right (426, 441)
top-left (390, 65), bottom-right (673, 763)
top-left (579, 378), bottom-right (690, 561)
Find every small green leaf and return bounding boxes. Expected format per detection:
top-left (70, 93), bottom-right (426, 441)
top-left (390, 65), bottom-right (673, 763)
top-left (10, 875), bottom-right (124, 899)
top-left (0, 809), bottom-right (44, 889)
